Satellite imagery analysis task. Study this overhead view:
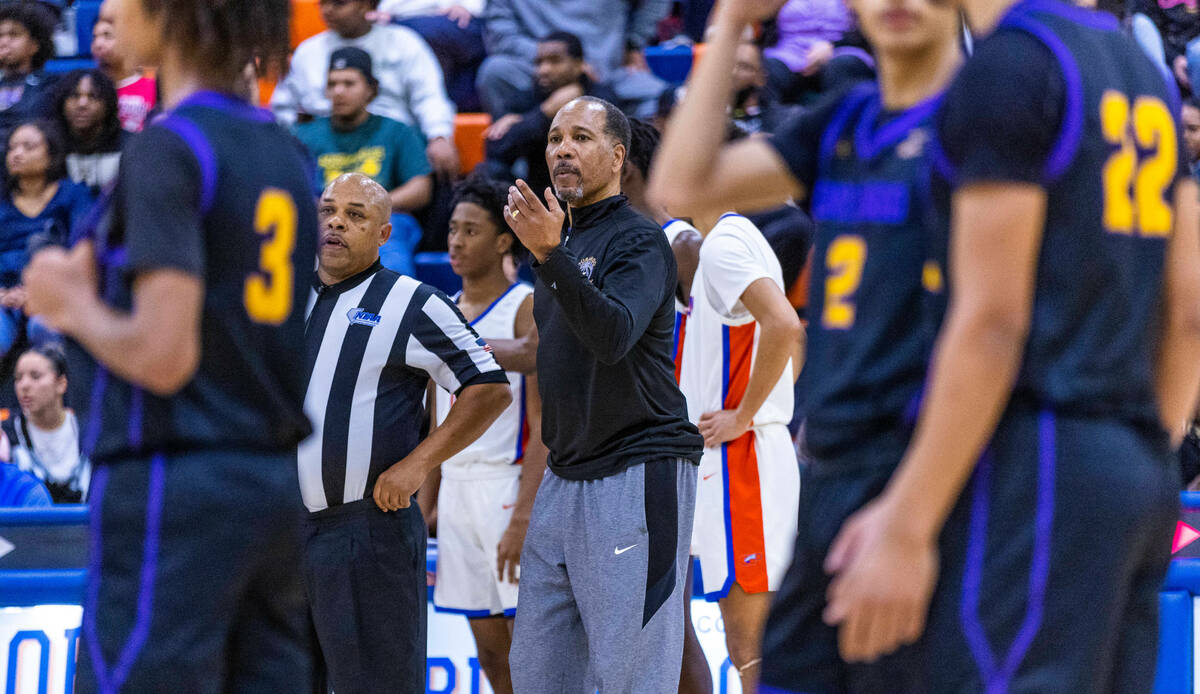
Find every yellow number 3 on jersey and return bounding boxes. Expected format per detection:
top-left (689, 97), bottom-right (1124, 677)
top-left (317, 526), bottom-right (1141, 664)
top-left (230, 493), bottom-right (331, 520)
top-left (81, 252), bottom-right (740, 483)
top-left (245, 189), bottom-right (297, 325)
top-left (1100, 91), bottom-right (1177, 237)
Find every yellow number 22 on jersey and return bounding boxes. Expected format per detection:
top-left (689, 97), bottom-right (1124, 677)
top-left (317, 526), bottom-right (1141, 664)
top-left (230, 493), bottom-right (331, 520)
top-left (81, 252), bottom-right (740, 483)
top-left (1100, 90), bottom-right (1177, 237)
top-left (823, 235), bottom-right (867, 330)
top-left (244, 189), bottom-right (297, 325)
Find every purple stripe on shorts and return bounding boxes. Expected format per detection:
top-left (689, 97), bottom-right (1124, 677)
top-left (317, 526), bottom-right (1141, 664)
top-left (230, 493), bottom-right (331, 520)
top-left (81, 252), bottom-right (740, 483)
top-left (85, 454), bottom-right (166, 694)
top-left (959, 410), bottom-right (1057, 694)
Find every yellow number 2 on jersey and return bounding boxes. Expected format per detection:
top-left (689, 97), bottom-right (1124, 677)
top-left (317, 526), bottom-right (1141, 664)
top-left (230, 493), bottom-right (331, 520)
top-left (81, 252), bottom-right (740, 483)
top-left (823, 235), bottom-right (867, 330)
top-left (1100, 90), bottom-right (1177, 237)
top-left (244, 189), bottom-right (297, 325)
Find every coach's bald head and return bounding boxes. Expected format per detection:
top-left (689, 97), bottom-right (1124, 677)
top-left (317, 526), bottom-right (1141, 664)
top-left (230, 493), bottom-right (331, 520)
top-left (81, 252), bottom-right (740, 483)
top-left (317, 173), bottom-right (393, 286)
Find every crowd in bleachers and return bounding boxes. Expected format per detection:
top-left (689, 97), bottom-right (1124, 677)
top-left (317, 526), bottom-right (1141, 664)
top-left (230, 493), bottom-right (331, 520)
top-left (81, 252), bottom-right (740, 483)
top-left (0, 0), bottom-right (1195, 505)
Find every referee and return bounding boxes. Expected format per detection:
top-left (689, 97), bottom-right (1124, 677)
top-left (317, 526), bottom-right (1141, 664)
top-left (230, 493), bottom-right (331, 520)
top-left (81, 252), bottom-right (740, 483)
top-left (504, 97), bottom-right (704, 692)
top-left (300, 173), bottom-right (511, 693)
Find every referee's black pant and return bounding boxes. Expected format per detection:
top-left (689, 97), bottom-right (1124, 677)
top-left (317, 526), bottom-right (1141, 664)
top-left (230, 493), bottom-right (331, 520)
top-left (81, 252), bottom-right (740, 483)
top-left (304, 498), bottom-right (428, 694)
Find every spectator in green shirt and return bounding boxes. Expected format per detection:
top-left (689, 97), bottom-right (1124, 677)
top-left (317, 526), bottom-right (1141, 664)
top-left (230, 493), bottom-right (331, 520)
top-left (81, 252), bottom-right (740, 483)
top-left (295, 47), bottom-right (432, 275)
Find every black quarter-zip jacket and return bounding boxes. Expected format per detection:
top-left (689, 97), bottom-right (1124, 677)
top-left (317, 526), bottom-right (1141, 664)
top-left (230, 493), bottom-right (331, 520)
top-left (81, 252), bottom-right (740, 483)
top-left (533, 194), bottom-right (703, 480)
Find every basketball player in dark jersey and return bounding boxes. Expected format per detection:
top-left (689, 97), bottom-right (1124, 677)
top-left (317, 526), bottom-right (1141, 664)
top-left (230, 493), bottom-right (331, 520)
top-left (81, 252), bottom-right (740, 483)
top-left (23, 0), bottom-right (318, 690)
top-left (822, 0), bottom-right (1200, 692)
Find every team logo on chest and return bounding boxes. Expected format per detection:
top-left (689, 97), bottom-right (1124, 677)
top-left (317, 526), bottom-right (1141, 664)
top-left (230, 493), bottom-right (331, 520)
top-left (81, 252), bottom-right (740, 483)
top-left (347, 307), bottom-right (381, 327)
top-left (896, 128), bottom-right (929, 160)
top-left (578, 256), bottom-right (598, 281)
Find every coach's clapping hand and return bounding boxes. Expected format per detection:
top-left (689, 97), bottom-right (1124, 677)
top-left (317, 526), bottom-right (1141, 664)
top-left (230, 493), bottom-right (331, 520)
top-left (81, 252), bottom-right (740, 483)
top-left (504, 180), bottom-right (565, 263)
top-left (24, 241), bottom-right (98, 333)
top-left (373, 459), bottom-right (431, 512)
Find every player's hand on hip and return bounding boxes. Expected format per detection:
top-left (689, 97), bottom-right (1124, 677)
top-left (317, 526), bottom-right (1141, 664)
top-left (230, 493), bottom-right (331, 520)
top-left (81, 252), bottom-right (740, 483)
top-left (373, 460), bottom-right (428, 512)
top-left (698, 409), bottom-right (751, 448)
top-left (504, 180), bottom-right (565, 263)
top-left (496, 514), bottom-right (528, 584)
top-left (822, 496), bottom-right (938, 663)
top-left (23, 241), bottom-right (97, 333)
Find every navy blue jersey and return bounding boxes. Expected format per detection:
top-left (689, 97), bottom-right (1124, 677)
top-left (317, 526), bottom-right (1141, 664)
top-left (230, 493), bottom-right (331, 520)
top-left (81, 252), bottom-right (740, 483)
top-left (770, 84), bottom-right (944, 460)
top-left (933, 0), bottom-right (1186, 425)
top-left (82, 91), bottom-right (317, 461)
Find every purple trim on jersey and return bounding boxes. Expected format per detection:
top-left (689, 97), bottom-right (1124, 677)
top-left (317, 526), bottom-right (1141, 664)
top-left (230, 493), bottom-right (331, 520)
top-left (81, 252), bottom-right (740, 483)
top-left (818, 85), bottom-right (876, 171)
top-left (853, 91), bottom-right (944, 163)
top-left (928, 130), bottom-right (959, 185)
top-left (719, 212), bottom-right (744, 221)
top-left (469, 282), bottom-right (522, 327)
top-left (961, 410), bottom-right (1056, 693)
top-left (81, 369), bottom-right (108, 457)
top-left (85, 454), bottom-right (166, 694)
top-left (159, 115), bottom-right (219, 215)
top-left (662, 218), bottom-right (682, 231)
top-left (177, 90), bottom-right (276, 123)
top-left (831, 45), bottom-right (875, 70)
top-left (999, 14), bottom-right (1084, 184)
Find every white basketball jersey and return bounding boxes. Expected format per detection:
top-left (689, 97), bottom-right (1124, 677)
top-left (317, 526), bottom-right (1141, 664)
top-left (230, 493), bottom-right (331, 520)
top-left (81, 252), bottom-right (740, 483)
top-left (678, 214), bottom-right (794, 427)
top-left (435, 283), bottom-right (533, 480)
top-left (663, 219), bottom-right (697, 381)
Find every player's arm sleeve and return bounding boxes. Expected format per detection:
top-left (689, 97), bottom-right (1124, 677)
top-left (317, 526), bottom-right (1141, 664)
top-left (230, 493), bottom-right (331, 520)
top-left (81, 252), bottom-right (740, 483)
top-left (396, 124), bottom-right (434, 182)
top-left (937, 31), bottom-right (1066, 186)
top-left (534, 226), bottom-right (669, 365)
top-left (699, 224), bottom-right (774, 319)
top-left (767, 95), bottom-right (841, 194)
top-left (404, 285), bottom-right (509, 395)
top-left (120, 126), bottom-right (205, 278)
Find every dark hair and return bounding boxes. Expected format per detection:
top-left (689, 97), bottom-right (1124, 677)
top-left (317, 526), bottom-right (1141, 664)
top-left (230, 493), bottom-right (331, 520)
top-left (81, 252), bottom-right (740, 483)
top-left (6, 118), bottom-right (68, 189)
top-left (626, 118), bottom-right (661, 179)
top-left (0, 2), bottom-right (56, 70)
top-left (138, 0), bottom-right (291, 86)
top-left (52, 69), bottom-right (122, 153)
top-left (573, 96), bottom-right (631, 151)
top-left (1188, 95), bottom-right (1200, 111)
top-left (451, 174), bottom-right (528, 261)
top-left (541, 30), bottom-right (584, 60)
top-left (19, 343), bottom-right (67, 379)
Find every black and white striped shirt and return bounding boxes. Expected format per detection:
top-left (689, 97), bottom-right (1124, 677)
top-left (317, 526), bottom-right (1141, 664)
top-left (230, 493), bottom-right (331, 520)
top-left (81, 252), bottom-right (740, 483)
top-left (299, 260), bottom-right (507, 513)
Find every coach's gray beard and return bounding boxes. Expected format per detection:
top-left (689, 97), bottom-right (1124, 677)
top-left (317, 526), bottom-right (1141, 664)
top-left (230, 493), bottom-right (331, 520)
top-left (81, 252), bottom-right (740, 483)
top-left (555, 183), bottom-right (585, 204)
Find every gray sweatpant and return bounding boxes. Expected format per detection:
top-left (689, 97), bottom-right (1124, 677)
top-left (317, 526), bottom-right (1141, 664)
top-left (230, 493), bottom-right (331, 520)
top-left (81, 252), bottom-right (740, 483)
top-left (510, 458), bottom-right (697, 693)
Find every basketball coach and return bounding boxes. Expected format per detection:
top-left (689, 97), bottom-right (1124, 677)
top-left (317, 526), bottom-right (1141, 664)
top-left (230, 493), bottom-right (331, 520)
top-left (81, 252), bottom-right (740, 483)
top-left (503, 96), bottom-right (704, 693)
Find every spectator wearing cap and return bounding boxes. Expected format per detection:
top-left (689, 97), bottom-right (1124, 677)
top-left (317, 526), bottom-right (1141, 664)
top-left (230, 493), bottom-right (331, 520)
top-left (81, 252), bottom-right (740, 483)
top-left (480, 31), bottom-right (618, 197)
top-left (476, 0), bottom-right (671, 118)
top-left (371, 0), bottom-right (487, 112)
top-left (272, 0), bottom-right (460, 180)
top-left (295, 47), bottom-right (433, 277)
top-left (0, 2), bottom-right (59, 142)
